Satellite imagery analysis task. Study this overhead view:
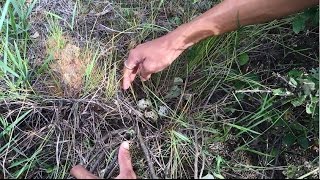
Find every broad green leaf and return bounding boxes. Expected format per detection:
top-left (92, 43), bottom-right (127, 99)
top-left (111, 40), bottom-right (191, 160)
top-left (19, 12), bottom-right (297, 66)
top-left (310, 95), bottom-right (319, 103)
top-left (289, 77), bottom-right (298, 87)
top-left (304, 7), bottom-right (319, 26)
top-left (288, 69), bottom-right (303, 78)
top-left (283, 133), bottom-right (296, 146)
top-left (173, 77), bottom-right (184, 85)
top-left (234, 81), bottom-right (245, 90)
top-left (301, 80), bottom-right (315, 95)
top-left (306, 103), bottom-right (315, 114)
top-left (238, 53), bottom-right (249, 66)
top-left (244, 73), bottom-right (260, 83)
top-left (292, 15), bottom-right (307, 34)
top-left (273, 88), bottom-right (284, 96)
top-left (286, 165), bottom-right (298, 179)
top-left (290, 123), bottom-right (306, 132)
top-left (297, 136), bottom-right (309, 149)
top-left (310, 68), bottom-right (319, 80)
top-left (311, 9), bottom-right (319, 26)
top-left (291, 95), bottom-right (307, 107)
top-left (165, 85), bottom-right (181, 99)
top-left (270, 148), bottom-right (280, 157)
top-left (235, 93), bottom-right (245, 101)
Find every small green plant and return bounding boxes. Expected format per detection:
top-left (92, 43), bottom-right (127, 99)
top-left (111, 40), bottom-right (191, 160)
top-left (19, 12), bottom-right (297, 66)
top-left (292, 6), bottom-right (319, 34)
top-left (271, 68), bottom-right (319, 149)
top-left (272, 68), bottom-right (319, 117)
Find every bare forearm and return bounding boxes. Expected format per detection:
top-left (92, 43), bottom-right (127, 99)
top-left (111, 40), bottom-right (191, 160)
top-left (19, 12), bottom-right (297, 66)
top-left (172, 0), bottom-right (318, 49)
top-left (122, 0), bottom-right (318, 89)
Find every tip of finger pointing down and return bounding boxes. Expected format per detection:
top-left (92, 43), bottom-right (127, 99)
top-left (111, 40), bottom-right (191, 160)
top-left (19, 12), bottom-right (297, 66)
top-left (121, 141), bottom-right (130, 151)
top-left (122, 81), bottom-right (130, 90)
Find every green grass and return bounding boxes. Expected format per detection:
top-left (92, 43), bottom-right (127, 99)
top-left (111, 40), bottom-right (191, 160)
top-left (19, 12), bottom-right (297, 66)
top-left (0, 0), bottom-right (319, 179)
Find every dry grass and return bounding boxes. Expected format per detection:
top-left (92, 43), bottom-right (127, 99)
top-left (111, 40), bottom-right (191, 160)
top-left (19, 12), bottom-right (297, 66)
top-left (0, 0), bottom-right (319, 179)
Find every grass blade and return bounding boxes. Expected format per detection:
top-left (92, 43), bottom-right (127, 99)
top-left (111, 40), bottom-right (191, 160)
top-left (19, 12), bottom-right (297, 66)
top-left (0, 0), bottom-right (11, 31)
top-left (26, 0), bottom-right (38, 17)
top-left (0, 110), bottom-right (31, 137)
top-left (172, 130), bottom-right (191, 143)
top-left (0, 59), bottom-right (20, 78)
top-left (70, 0), bottom-right (77, 30)
top-left (226, 123), bottom-right (261, 135)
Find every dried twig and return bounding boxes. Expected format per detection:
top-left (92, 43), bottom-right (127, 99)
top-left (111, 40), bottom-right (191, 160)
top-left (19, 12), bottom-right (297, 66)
top-left (96, 24), bottom-right (135, 34)
top-left (104, 147), bottom-right (119, 178)
top-left (273, 72), bottom-right (296, 88)
top-left (136, 124), bottom-right (158, 179)
top-left (106, 165), bottom-right (118, 179)
top-left (90, 152), bottom-right (105, 172)
top-left (85, 129), bottom-right (127, 164)
top-left (199, 130), bottom-right (205, 179)
top-left (297, 168), bottom-right (319, 179)
top-left (199, 153), bottom-right (206, 179)
top-left (235, 89), bottom-right (272, 93)
top-left (94, 4), bottom-right (112, 17)
top-left (191, 118), bottom-right (199, 179)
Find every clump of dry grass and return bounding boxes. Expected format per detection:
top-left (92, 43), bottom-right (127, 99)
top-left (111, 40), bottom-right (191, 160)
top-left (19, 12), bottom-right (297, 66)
top-left (48, 37), bottom-right (83, 96)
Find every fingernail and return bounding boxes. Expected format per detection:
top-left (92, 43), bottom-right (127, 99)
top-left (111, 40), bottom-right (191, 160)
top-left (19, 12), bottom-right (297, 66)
top-left (122, 141), bottom-right (130, 150)
top-left (123, 83), bottom-right (129, 90)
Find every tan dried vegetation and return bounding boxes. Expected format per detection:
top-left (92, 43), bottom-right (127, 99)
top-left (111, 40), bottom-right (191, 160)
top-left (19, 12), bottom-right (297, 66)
top-left (46, 36), bottom-right (89, 97)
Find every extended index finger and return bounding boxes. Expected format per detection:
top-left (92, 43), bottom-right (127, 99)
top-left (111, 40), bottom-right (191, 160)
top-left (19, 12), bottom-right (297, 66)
top-left (122, 51), bottom-right (141, 90)
top-left (123, 66), bottom-right (134, 90)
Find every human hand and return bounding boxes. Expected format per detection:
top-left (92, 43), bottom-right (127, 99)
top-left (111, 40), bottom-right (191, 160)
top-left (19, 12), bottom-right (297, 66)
top-left (122, 32), bottom-right (185, 90)
top-left (70, 141), bottom-right (136, 179)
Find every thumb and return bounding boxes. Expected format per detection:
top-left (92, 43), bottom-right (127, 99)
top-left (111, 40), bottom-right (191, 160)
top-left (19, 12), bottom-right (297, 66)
top-left (116, 141), bottom-right (137, 179)
top-left (70, 165), bottom-right (100, 179)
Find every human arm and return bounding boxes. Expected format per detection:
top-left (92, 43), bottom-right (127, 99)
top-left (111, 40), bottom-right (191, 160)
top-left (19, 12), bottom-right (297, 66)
top-left (122, 0), bottom-right (318, 90)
